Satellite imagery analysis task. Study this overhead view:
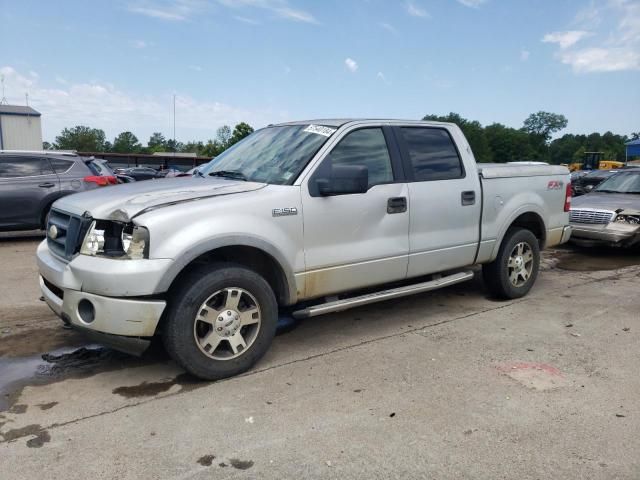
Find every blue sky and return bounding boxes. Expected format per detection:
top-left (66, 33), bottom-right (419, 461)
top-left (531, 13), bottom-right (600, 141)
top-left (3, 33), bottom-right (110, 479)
top-left (1, 0), bottom-right (638, 143)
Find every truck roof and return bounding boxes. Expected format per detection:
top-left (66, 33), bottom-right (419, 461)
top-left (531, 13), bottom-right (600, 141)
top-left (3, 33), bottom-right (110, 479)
top-left (272, 118), bottom-right (456, 128)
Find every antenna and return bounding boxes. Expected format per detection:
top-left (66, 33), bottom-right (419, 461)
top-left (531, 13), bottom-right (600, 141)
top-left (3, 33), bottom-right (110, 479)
top-left (173, 94), bottom-right (176, 153)
top-left (25, 92), bottom-right (29, 106)
top-left (0, 75), bottom-right (7, 105)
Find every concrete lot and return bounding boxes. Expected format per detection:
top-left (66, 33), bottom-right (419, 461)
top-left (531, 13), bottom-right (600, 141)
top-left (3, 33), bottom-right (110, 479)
top-left (0, 233), bottom-right (639, 479)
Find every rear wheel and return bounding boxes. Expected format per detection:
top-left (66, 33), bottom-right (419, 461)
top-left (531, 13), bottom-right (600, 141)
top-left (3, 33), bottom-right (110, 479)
top-left (163, 264), bottom-right (278, 380)
top-left (483, 228), bottom-right (540, 299)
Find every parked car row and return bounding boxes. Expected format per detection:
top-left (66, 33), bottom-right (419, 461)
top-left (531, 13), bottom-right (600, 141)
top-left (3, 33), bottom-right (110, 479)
top-left (0, 150), bottom-right (123, 231)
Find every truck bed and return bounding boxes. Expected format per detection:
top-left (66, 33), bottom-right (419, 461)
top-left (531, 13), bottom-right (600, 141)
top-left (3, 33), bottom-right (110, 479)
top-left (478, 163), bottom-right (569, 179)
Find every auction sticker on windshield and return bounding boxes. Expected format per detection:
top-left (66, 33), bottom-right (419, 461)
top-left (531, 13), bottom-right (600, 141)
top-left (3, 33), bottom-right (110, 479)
top-left (304, 125), bottom-right (337, 137)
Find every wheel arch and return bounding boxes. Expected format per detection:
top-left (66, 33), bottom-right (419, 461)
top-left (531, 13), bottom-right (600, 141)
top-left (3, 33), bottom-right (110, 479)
top-left (158, 237), bottom-right (297, 306)
top-left (491, 208), bottom-right (547, 261)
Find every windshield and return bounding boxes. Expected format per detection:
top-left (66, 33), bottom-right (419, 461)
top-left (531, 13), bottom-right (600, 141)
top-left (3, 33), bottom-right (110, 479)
top-left (199, 124), bottom-right (336, 185)
top-left (595, 171), bottom-right (640, 194)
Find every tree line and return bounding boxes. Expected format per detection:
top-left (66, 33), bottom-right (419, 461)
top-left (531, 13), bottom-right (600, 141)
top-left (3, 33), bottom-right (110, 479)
top-left (423, 111), bottom-right (638, 164)
top-left (43, 122), bottom-right (255, 158)
top-left (43, 113), bottom-right (638, 163)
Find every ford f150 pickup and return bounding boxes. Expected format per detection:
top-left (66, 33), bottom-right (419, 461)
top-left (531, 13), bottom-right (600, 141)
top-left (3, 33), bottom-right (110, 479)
top-left (37, 119), bottom-right (572, 379)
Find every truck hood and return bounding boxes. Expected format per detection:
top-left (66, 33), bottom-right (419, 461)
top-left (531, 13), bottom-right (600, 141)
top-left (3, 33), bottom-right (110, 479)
top-left (53, 177), bottom-right (266, 222)
top-left (572, 192), bottom-right (640, 211)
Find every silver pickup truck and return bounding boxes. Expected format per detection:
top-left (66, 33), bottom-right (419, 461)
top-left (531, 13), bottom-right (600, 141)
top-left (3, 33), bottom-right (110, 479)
top-left (37, 119), bottom-right (572, 379)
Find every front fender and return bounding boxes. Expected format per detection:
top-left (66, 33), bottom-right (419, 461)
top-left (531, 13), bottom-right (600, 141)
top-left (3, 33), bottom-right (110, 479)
top-left (155, 234), bottom-right (299, 304)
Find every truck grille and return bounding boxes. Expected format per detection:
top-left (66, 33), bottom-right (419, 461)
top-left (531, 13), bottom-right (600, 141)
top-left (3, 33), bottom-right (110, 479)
top-left (569, 209), bottom-right (614, 225)
top-left (47, 209), bottom-right (93, 260)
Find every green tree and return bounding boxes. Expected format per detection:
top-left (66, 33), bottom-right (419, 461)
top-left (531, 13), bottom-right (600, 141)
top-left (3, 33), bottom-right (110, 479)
top-left (147, 132), bottom-right (167, 152)
top-left (485, 123), bottom-right (537, 162)
top-left (112, 131), bottom-right (142, 153)
top-left (216, 125), bottom-right (232, 149)
top-left (42, 141), bottom-right (54, 150)
top-left (522, 111), bottom-right (568, 143)
top-left (229, 122), bottom-right (254, 146)
top-left (200, 140), bottom-right (225, 158)
top-left (54, 126), bottom-right (107, 152)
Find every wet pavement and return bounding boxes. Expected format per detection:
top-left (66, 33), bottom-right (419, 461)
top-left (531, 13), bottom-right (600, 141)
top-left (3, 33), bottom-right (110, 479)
top-left (1, 237), bottom-right (639, 478)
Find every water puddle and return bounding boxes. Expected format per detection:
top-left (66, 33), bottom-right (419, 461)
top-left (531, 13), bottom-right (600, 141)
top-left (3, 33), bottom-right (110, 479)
top-left (552, 246), bottom-right (640, 271)
top-left (0, 345), bottom-right (156, 411)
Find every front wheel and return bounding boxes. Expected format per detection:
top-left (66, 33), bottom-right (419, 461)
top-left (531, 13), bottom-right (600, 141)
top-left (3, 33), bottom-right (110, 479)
top-left (482, 228), bottom-right (540, 299)
top-left (162, 264), bottom-right (278, 380)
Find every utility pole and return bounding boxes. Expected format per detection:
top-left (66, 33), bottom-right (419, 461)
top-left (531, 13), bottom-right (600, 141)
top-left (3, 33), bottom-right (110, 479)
top-left (173, 94), bottom-right (176, 154)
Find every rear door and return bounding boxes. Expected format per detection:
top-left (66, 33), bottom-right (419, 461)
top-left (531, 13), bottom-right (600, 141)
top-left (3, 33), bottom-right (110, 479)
top-left (394, 126), bottom-right (481, 277)
top-left (0, 156), bottom-right (60, 229)
top-left (300, 126), bottom-right (409, 298)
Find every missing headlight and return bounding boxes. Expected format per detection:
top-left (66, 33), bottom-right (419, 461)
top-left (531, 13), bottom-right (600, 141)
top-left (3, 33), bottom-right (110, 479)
top-left (80, 221), bottom-right (149, 259)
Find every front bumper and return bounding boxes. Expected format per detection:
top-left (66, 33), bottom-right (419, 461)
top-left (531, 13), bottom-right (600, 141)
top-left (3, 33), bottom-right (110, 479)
top-left (37, 240), bottom-right (168, 340)
top-left (569, 222), bottom-right (640, 247)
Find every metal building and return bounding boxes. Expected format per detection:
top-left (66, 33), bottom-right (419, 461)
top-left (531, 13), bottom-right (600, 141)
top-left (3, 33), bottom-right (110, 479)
top-left (0, 105), bottom-right (43, 150)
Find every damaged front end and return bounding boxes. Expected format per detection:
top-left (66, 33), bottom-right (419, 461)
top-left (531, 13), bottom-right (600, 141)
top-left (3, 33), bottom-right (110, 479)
top-left (570, 208), bottom-right (640, 248)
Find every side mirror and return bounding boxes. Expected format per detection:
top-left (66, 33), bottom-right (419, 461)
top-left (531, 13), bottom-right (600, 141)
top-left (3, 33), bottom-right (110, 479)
top-left (315, 164), bottom-right (368, 196)
top-left (584, 184), bottom-right (594, 192)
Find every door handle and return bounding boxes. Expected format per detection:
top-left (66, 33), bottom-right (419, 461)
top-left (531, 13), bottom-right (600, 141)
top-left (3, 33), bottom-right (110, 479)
top-left (39, 182), bottom-right (56, 188)
top-left (387, 197), bottom-right (407, 214)
top-left (461, 190), bottom-right (475, 206)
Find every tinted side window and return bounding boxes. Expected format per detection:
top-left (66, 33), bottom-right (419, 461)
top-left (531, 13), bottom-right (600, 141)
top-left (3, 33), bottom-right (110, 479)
top-left (0, 157), bottom-right (55, 178)
top-left (325, 128), bottom-right (393, 187)
top-left (49, 158), bottom-right (74, 173)
top-left (400, 128), bottom-right (463, 181)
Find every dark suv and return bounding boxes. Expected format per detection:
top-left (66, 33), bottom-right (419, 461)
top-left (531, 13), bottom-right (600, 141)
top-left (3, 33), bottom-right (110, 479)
top-left (0, 151), bottom-right (116, 232)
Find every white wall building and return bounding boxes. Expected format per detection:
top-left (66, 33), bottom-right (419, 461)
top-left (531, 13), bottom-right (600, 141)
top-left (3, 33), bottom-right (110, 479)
top-left (0, 105), bottom-right (43, 150)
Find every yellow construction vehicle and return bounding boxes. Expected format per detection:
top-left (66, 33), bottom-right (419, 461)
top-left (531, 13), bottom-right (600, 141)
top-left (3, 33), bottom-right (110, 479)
top-left (568, 152), bottom-right (624, 172)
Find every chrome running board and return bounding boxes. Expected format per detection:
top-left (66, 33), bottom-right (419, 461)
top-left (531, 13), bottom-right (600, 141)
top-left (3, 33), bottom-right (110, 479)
top-left (292, 271), bottom-right (474, 319)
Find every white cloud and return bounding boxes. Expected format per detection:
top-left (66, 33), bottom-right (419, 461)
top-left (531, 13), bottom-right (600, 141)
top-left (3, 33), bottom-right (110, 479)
top-left (520, 49), bottom-right (530, 61)
top-left (456, 0), bottom-right (487, 7)
top-left (217, 0), bottom-right (317, 24)
top-left (188, 65), bottom-right (203, 71)
top-left (542, 30), bottom-right (590, 49)
top-left (406, 1), bottom-right (429, 18)
top-left (376, 72), bottom-right (390, 84)
top-left (132, 39), bottom-right (151, 49)
top-left (0, 66), bottom-right (281, 142)
top-left (127, 0), bottom-right (204, 21)
top-left (542, 0), bottom-right (640, 73)
top-left (344, 58), bottom-right (358, 73)
top-left (234, 15), bottom-right (260, 24)
top-left (380, 22), bottom-right (398, 34)
top-left (558, 47), bottom-right (639, 73)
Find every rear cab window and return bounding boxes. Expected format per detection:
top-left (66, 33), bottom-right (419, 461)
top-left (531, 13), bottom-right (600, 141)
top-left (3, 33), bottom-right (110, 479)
top-left (397, 127), bottom-right (464, 181)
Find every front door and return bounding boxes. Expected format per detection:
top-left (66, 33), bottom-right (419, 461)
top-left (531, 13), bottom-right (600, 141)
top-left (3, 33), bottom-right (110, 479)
top-left (300, 127), bottom-right (409, 299)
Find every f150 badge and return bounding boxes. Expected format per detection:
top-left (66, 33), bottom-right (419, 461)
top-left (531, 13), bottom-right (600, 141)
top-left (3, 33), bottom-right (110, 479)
top-left (547, 180), bottom-right (564, 190)
top-left (272, 207), bottom-right (298, 217)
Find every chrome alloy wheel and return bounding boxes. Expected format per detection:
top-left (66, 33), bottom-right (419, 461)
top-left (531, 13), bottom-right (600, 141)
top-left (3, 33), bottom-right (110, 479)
top-left (507, 241), bottom-right (534, 287)
top-left (193, 287), bottom-right (261, 360)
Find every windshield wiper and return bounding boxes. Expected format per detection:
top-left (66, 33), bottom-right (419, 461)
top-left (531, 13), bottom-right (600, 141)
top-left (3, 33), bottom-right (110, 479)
top-left (208, 170), bottom-right (247, 181)
top-left (595, 189), bottom-right (619, 193)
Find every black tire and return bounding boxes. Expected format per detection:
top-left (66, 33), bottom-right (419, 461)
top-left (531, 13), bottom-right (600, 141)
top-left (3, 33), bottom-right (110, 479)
top-left (162, 263), bottom-right (278, 380)
top-left (482, 227), bottom-right (540, 300)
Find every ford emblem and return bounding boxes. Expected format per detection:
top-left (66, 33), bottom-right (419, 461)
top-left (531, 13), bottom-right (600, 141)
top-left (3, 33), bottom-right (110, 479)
top-left (48, 224), bottom-right (58, 239)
